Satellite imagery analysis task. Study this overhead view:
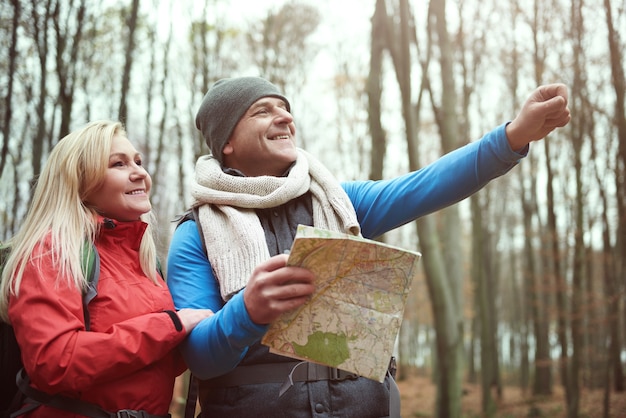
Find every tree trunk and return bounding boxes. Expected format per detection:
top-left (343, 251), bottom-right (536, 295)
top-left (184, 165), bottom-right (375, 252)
top-left (603, 0), bottom-right (626, 394)
top-left (429, 2), bottom-right (464, 413)
top-left (417, 215), bottom-right (463, 418)
top-left (151, 22), bottom-right (173, 203)
top-left (543, 134), bottom-right (575, 416)
top-left (471, 195), bottom-right (497, 416)
top-left (118, 0), bottom-right (140, 123)
top-left (53, 0), bottom-right (86, 139)
top-left (30, 0), bottom-right (53, 187)
top-left (0, 0), bottom-right (20, 180)
top-left (396, 71), bottom-right (466, 418)
top-left (381, 0), bottom-right (463, 415)
top-left (520, 173), bottom-right (552, 396)
top-left (366, 0), bottom-right (387, 182)
top-left (566, 0), bottom-right (588, 414)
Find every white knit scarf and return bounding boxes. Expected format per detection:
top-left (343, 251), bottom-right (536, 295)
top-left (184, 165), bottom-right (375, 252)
top-left (191, 149), bottom-right (361, 300)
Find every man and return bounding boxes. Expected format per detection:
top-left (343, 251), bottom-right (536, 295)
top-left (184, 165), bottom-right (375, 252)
top-left (168, 77), bottom-right (570, 417)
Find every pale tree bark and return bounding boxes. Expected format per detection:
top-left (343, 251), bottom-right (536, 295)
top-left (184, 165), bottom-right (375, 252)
top-left (428, 0), bottom-right (464, 314)
top-left (426, 1), bottom-right (464, 414)
top-left (187, 0), bottom-right (246, 208)
top-left (470, 195), bottom-right (497, 416)
top-left (500, 5), bottom-right (534, 395)
top-left (366, 0), bottom-right (387, 182)
top-left (566, 0), bottom-right (589, 415)
top-left (525, 0), bottom-right (570, 404)
top-left (53, 0), bottom-right (86, 139)
top-left (31, 0), bottom-right (52, 183)
top-left (144, 26), bottom-right (156, 160)
top-left (118, 0), bottom-right (139, 124)
top-left (603, 0), bottom-right (626, 394)
top-left (382, 0), bottom-right (463, 415)
top-left (0, 0), bottom-right (20, 180)
top-left (368, 0), bottom-right (408, 381)
top-left (0, 0), bottom-right (23, 241)
top-left (520, 167), bottom-right (552, 396)
top-left (456, 1), bottom-right (502, 412)
top-left (150, 22), bottom-right (173, 205)
top-left (502, 0), bottom-right (553, 396)
top-left (590, 122), bottom-right (619, 415)
top-left (189, 0), bottom-right (217, 162)
top-left (544, 117), bottom-right (572, 413)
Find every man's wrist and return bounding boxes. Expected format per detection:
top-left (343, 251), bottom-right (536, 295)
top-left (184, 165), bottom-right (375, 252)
top-left (505, 120), bottom-right (525, 152)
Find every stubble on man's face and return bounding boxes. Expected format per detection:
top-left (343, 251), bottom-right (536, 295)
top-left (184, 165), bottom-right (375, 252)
top-left (223, 97), bottom-right (297, 177)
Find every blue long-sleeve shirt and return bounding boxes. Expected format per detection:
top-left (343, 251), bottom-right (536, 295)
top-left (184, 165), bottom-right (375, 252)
top-left (167, 123), bottom-right (526, 380)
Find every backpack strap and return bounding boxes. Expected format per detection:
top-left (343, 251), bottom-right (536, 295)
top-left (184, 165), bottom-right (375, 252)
top-left (81, 242), bottom-right (100, 331)
top-left (183, 372), bottom-right (198, 418)
top-left (387, 357), bottom-right (401, 418)
top-left (15, 369), bottom-right (171, 418)
top-left (176, 210), bottom-right (204, 418)
top-left (177, 207), bottom-right (206, 256)
top-left (15, 369), bottom-right (111, 418)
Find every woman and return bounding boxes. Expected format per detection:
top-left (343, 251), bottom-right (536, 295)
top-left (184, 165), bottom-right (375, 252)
top-left (0, 120), bottom-right (212, 417)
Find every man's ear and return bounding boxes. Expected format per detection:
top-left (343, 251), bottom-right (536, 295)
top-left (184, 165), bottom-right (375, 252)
top-left (222, 142), bottom-right (233, 156)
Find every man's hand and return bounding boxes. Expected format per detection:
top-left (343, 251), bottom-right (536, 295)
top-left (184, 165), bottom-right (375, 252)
top-left (243, 254), bottom-right (316, 325)
top-left (506, 83), bottom-right (571, 151)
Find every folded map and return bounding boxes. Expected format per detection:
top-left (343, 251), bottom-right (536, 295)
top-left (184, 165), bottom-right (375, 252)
top-left (261, 225), bottom-right (421, 382)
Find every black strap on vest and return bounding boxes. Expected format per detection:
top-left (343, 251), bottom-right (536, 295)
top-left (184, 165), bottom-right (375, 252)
top-left (13, 369), bottom-right (171, 418)
top-left (198, 359), bottom-right (401, 418)
top-left (183, 372), bottom-right (198, 418)
top-left (201, 361), bottom-right (358, 390)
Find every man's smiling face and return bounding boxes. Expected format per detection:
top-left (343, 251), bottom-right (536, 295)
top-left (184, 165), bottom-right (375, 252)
top-left (222, 97), bottom-right (297, 177)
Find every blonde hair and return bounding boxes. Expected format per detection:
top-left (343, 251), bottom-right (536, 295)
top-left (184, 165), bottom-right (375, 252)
top-left (0, 120), bottom-right (159, 323)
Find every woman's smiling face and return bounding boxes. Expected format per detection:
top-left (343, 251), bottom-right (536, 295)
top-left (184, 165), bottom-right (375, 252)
top-left (85, 134), bottom-right (152, 221)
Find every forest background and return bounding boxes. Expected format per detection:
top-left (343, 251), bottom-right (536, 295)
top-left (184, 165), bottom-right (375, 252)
top-left (1, 0), bottom-right (625, 417)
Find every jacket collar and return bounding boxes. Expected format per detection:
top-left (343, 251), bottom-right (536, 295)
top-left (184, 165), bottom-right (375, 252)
top-left (96, 216), bottom-right (148, 250)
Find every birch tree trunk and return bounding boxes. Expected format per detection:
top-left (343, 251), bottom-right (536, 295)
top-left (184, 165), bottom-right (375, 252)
top-left (53, 0), bottom-right (86, 138)
top-left (118, 0), bottom-right (139, 124)
top-left (566, 0), bottom-right (588, 414)
top-left (31, 0), bottom-right (52, 183)
top-left (385, 0), bottom-right (463, 415)
top-left (366, 0), bottom-right (387, 182)
top-left (0, 0), bottom-right (20, 181)
top-left (603, 0), bottom-right (626, 394)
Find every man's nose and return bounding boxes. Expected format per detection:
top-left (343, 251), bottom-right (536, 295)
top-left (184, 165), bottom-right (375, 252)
top-left (274, 107), bottom-right (293, 124)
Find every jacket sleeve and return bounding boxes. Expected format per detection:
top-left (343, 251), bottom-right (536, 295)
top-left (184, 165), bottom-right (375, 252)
top-left (343, 123), bottom-right (527, 239)
top-left (167, 220), bottom-right (267, 379)
top-left (8, 241), bottom-right (187, 393)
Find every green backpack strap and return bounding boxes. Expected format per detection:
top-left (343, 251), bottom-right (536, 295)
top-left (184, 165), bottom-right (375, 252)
top-left (156, 258), bottom-right (164, 279)
top-left (80, 242), bottom-right (100, 331)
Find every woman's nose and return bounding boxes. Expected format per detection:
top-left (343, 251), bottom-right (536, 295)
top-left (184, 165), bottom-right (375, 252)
top-left (130, 164), bottom-right (148, 180)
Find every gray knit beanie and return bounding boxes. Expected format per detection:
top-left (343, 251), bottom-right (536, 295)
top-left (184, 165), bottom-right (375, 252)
top-left (195, 77), bottom-right (290, 163)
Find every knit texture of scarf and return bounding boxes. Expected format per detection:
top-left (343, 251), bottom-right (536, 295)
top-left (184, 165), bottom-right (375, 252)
top-left (191, 149), bottom-right (361, 300)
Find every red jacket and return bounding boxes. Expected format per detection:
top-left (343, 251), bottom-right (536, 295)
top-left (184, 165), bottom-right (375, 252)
top-left (9, 219), bottom-right (187, 417)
